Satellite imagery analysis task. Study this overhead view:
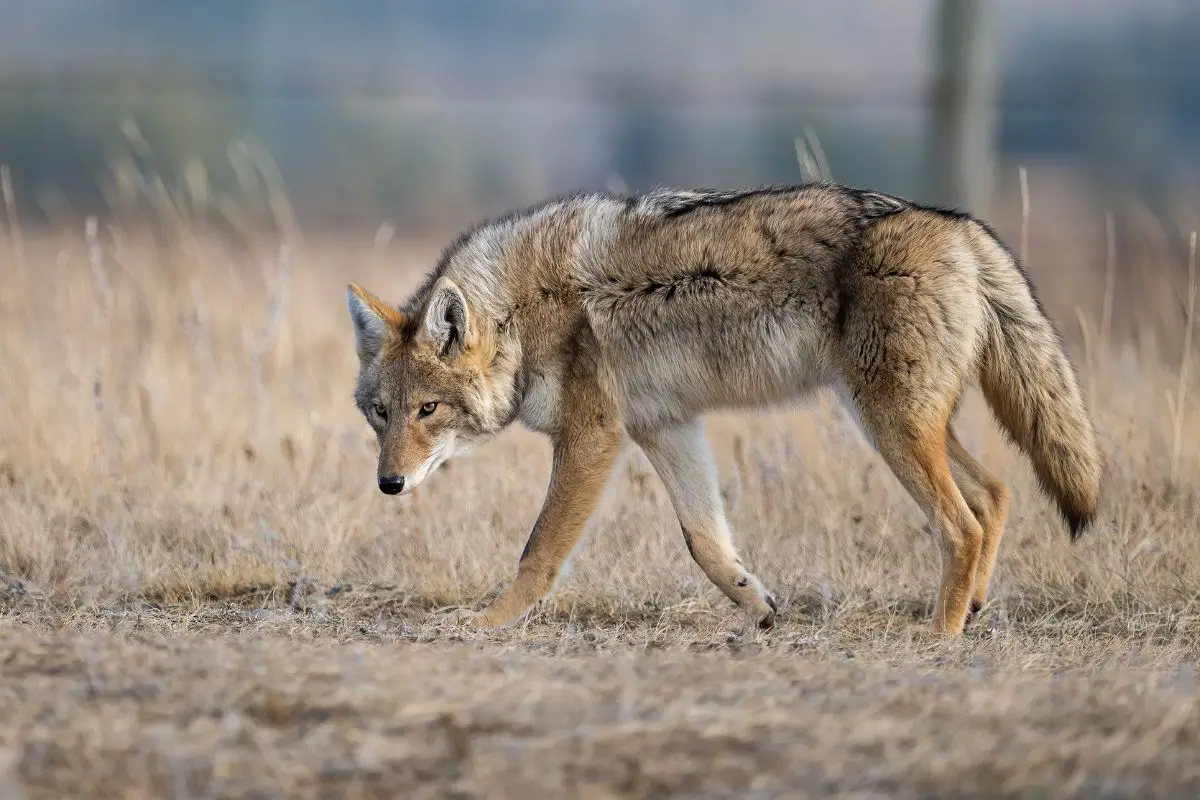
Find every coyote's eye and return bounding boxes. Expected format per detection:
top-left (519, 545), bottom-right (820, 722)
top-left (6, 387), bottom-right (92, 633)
top-left (418, 401), bottom-right (438, 419)
top-left (373, 403), bottom-right (388, 421)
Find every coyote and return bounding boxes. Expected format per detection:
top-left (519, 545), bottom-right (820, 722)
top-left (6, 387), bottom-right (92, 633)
top-left (346, 183), bottom-right (1102, 635)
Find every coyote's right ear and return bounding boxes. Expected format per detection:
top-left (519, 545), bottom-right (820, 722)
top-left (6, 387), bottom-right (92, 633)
top-left (347, 283), bottom-right (404, 364)
top-left (420, 276), bottom-right (472, 360)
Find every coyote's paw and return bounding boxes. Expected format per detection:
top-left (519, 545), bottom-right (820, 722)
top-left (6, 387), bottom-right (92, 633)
top-left (434, 607), bottom-right (485, 628)
top-left (436, 605), bottom-right (512, 630)
top-left (467, 606), bottom-right (516, 630)
top-left (758, 590), bottom-right (779, 630)
top-left (729, 570), bottom-right (778, 632)
top-left (740, 590), bottom-right (777, 633)
top-left (964, 601), bottom-right (1001, 636)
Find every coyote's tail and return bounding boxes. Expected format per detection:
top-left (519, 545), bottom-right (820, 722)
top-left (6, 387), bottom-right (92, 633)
top-left (974, 231), bottom-right (1103, 539)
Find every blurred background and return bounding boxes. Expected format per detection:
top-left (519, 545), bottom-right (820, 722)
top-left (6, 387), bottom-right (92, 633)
top-left (1, 0), bottom-right (1198, 345)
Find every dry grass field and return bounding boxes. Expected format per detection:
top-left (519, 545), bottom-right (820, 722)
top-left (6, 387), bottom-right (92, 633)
top-left (2, 164), bottom-right (1200, 797)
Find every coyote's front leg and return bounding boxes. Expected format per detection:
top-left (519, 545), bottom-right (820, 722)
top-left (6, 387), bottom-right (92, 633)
top-left (633, 421), bottom-right (777, 630)
top-left (468, 421), bottom-right (625, 628)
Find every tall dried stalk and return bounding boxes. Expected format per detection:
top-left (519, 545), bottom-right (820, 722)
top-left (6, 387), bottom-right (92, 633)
top-left (85, 215), bottom-right (121, 458)
top-left (1101, 211), bottom-right (1116, 358)
top-left (1, 166), bottom-right (24, 275)
top-left (1169, 232), bottom-right (1196, 483)
top-left (1018, 165), bottom-right (1029, 264)
top-left (794, 128), bottom-right (833, 183)
top-left (802, 125), bottom-right (832, 181)
top-left (86, 217), bottom-right (114, 408)
top-left (251, 242), bottom-right (293, 444)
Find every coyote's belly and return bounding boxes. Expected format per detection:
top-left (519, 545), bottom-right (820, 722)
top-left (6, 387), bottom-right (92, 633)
top-left (595, 308), bottom-right (833, 430)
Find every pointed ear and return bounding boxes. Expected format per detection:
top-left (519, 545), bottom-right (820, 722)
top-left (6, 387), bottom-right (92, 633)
top-left (421, 276), bottom-right (472, 359)
top-left (347, 283), bottom-right (404, 363)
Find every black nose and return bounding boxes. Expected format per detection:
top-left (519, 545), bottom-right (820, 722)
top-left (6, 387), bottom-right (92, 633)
top-left (378, 475), bottom-right (405, 495)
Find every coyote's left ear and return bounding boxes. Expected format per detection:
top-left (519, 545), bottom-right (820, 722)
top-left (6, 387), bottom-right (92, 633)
top-left (421, 276), bottom-right (472, 359)
top-left (347, 283), bottom-right (405, 364)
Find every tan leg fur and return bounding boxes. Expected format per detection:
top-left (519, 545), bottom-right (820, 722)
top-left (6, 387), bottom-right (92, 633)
top-left (947, 429), bottom-right (1011, 618)
top-left (862, 418), bottom-right (983, 634)
top-left (466, 421), bottom-right (624, 627)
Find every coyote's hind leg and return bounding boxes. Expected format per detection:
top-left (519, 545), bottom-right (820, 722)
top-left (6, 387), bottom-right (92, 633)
top-left (947, 429), bottom-right (1011, 619)
top-left (846, 386), bottom-right (984, 635)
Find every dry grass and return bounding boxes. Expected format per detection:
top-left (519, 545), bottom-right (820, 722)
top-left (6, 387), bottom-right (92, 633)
top-left (2, 166), bottom-right (1200, 797)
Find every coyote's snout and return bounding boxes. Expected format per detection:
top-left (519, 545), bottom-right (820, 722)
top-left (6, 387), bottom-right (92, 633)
top-left (346, 182), bottom-right (1102, 636)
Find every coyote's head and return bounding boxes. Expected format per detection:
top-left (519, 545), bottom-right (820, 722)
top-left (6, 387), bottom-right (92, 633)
top-left (346, 278), bottom-right (518, 496)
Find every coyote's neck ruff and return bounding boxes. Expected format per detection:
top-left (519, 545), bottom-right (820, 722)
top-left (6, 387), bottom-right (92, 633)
top-left (346, 182), bottom-right (1102, 636)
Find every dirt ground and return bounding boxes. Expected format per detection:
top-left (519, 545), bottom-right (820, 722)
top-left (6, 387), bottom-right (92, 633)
top-left (3, 592), bottom-right (1200, 799)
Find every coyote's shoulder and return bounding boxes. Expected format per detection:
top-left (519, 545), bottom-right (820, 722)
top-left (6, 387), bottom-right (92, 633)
top-left (346, 180), bottom-right (1102, 637)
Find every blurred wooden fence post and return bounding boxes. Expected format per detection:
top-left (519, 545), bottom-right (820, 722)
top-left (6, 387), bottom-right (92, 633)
top-left (929, 0), bottom-right (996, 216)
